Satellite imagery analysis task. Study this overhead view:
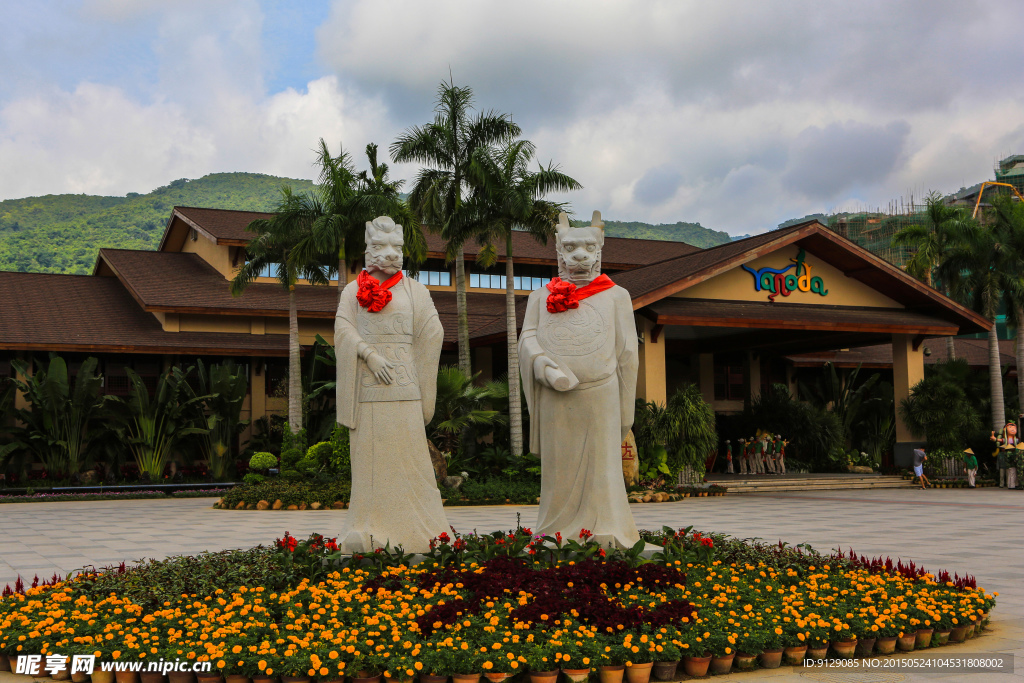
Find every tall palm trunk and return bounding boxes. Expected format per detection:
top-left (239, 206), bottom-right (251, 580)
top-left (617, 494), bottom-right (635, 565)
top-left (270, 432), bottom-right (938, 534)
top-left (455, 251), bottom-right (471, 377)
top-left (505, 233), bottom-right (523, 458)
top-left (288, 286), bottom-right (303, 433)
top-left (988, 321), bottom-right (1005, 432)
top-left (946, 336), bottom-right (956, 360)
top-left (1017, 306), bottom-right (1024, 419)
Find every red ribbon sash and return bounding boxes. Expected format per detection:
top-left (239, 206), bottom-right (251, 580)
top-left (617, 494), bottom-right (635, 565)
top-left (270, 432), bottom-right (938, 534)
top-left (356, 270), bottom-right (403, 312)
top-left (545, 274), bottom-right (614, 313)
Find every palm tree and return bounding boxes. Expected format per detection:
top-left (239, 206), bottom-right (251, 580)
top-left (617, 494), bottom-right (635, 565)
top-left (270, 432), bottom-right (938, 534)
top-left (465, 139), bottom-right (582, 457)
top-left (990, 195), bottom-right (1024, 416)
top-left (391, 80), bottom-right (521, 377)
top-left (938, 214), bottom-right (1019, 432)
top-left (287, 140), bottom-right (425, 302)
top-left (893, 193), bottom-right (972, 359)
top-left (231, 194), bottom-right (327, 433)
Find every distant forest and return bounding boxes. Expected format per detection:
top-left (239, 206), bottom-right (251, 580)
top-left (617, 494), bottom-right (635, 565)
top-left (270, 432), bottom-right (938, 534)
top-left (0, 172), bottom-right (731, 274)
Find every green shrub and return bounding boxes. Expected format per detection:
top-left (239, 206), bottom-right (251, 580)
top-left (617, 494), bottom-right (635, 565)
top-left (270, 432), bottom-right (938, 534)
top-left (249, 452), bottom-right (277, 471)
top-left (243, 472), bottom-right (266, 484)
top-left (330, 425), bottom-right (351, 477)
top-left (217, 478), bottom-right (351, 509)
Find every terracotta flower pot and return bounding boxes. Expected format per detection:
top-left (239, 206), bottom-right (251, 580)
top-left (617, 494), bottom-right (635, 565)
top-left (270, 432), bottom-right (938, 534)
top-left (169, 673), bottom-right (197, 683)
top-left (949, 625), bottom-right (969, 643)
top-left (225, 676), bottom-right (250, 683)
top-left (597, 664), bottom-right (624, 683)
top-left (897, 632), bottom-right (917, 651)
top-left (92, 671), bottom-right (116, 683)
top-left (783, 644), bottom-right (808, 665)
top-left (561, 669), bottom-right (590, 683)
top-left (420, 676), bottom-right (447, 683)
top-left (759, 649), bottom-right (784, 669)
top-left (915, 628), bottom-right (934, 649)
top-left (281, 677), bottom-right (311, 683)
top-left (734, 653), bottom-right (757, 670)
top-left (196, 675), bottom-right (223, 683)
top-left (0, 655), bottom-right (10, 672)
top-left (831, 639), bottom-right (857, 659)
top-left (806, 646), bottom-right (829, 660)
top-left (855, 638), bottom-right (876, 657)
top-left (115, 671), bottom-right (141, 683)
top-left (875, 637), bottom-right (897, 654)
top-left (52, 668), bottom-right (72, 681)
top-left (623, 662), bottom-right (652, 683)
top-left (682, 655), bottom-right (709, 678)
top-left (708, 653), bottom-right (734, 675)
top-left (452, 675), bottom-right (480, 683)
top-left (530, 671), bottom-right (559, 683)
top-left (652, 660), bottom-right (679, 681)
top-left (71, 673), bottom-right (90, 683)
top-left (484, 674), bottom-right (510, 683)
top-left (350, 676), bottom-right (380, 683)
top-left (934, 630), bottom-right (951, 646)
top-left (140, 673), bottom-right (165, 683)
top-left (966, 623), bottom-right (976, 639)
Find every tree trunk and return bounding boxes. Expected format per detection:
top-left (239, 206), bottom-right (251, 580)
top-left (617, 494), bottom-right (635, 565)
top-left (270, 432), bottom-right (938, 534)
top-left (288, 286), bottom-right (303, 433)
top-left (505, 235), bottom-right (523, 458)
top-left (455, 250), bottom-right (471, 378)
top-left (339, 256), bottom-right (346, 306)
top-left (988, 321), bottom-right (1005, 432)
top-left (946, 335), bottom-right (956, 360)
top-left (1017, 306), bottom-right (1024, 420)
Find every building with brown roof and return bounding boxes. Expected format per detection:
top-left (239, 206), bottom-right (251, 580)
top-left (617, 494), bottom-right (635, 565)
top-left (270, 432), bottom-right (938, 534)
top-left (0, 207), bottom-right (991, 466)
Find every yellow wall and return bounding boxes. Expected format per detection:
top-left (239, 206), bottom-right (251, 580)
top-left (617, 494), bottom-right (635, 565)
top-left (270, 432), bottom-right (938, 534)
top-left (182, 232), bottom-right (234, 277)
top-left (636, 318), bottom-right (667, 405)
top-left (675, 245), bottom-right (904, 308)
top-left (892, 333), bottom-right (925, 443)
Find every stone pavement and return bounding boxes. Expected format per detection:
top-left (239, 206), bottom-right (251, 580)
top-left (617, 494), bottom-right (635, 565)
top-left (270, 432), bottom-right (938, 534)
top-left (1, 487), bottom-right (1022, 682)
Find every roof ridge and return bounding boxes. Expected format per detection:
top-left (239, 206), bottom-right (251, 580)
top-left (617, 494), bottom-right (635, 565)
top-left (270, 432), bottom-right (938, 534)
top-left (174, 205), bottom-right (275, 214)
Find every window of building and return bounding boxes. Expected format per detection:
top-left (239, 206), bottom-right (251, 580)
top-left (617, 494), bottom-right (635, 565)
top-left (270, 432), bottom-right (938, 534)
top-left (404, 269), bottom-right (451, 286)
top-left (257, 262), bottom-right (280, 279)
top-left (470, 263), bottom-right (552, 291)
top-left (713, 356), bottom-right (745, 401)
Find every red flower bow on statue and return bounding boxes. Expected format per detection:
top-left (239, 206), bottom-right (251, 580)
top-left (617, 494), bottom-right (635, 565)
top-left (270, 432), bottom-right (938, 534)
top-left (356, 270), bottom-right (403, 312)
top-left (545, 274), bottom-right (614, 313)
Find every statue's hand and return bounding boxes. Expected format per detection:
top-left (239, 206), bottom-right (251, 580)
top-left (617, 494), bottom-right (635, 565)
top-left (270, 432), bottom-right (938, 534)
top-left (366, 351), bottom-right (395, 385)
top-left (533, 355), bottom-right (558, 387)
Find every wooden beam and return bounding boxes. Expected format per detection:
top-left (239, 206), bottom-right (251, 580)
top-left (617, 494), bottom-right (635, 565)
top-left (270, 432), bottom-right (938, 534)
top-left (653, 313), bottom-right (957, 336)
top-left (650, 324), bottom-right (664, 343)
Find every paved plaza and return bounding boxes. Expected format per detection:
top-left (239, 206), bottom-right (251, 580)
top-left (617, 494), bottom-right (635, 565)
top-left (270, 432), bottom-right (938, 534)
top-left (1, 488), bottom-right (1022, 682)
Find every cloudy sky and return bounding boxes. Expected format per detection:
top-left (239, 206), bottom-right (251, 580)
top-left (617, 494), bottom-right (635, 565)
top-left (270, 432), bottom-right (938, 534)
top-left (2, 0), bottom-right (1022, 235)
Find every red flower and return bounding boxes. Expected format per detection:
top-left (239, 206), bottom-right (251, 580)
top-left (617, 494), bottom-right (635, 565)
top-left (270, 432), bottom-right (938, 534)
top-left (598, 548), bottom-right (606, 558)
top-left (522, 528), bottom-right (532, 536)
top-left (555, 532), bottom-right (562, 544)
top-left (437, 532), bottom-right (451, 545)
top-left (453, 538), bottom-right (467, 551)
top-left (324, 538), bottom-right (339, 552)
top-left (701, 538), bottom-right (714, 548)
top-left (579, 528), bottom-right (593, 541)
top-left (276, 532), bottom-right (297, 552)
top-left (545, 278), bottom-right (580, 313)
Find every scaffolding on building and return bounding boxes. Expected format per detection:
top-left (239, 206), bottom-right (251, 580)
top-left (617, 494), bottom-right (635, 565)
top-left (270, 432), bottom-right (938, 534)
top-left (824, 195), bottom-right (927, 269)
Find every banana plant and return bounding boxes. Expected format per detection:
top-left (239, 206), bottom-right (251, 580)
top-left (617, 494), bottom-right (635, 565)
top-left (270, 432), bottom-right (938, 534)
top-left (3, 356), bottom-right (114, 480)
top-left (191, 360), bottom-right (249, 480)
top-left (120, 366), bottom-right (209, 481)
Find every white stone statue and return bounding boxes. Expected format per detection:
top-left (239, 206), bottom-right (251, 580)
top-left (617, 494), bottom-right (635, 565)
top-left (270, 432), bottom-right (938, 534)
top-left (335, 216), bottom-right (449, 553)
top-left (518, 210), bottom-right (641, 548)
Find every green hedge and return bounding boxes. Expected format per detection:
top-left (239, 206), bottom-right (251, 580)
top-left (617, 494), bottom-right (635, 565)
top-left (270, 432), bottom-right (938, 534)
top-left (217, 479), bottom-right (351, 509)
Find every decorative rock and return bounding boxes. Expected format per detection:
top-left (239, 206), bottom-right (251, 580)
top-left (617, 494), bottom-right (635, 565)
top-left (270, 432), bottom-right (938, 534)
top-left (848, 465), bottom-right (874, 474)
top-left (235, 501), bottom-right (246, 510)
top-left (621, 430), bottom-right (639, 487)
top-left (256, 500), bottom-right (270, 510)
top-left (286, 504), bottom-right (299, 511)
top-left (334, 216), bottom-right (451, 553)
top-left (332, 501), bottom-right (346, 509)
top-left (272, 499), bottom-right (283, 510)
top-left (518, 211), bottom-right (641, 549)
top-left (428, 441), bottom-right (448, 482)
top-left (642, 494), bottom-right (652, 503)
top-left (310, 502), bottom-right (321, 510)
top-left (298, 502), bottom-right (307, 511)
top-left (80, 469), bottom-right (97, 483)
top-left (442, 475), bottom-right (464, 490)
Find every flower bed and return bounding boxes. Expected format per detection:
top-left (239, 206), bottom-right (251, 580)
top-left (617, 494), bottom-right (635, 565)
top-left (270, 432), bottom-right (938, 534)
top-left (0, 488), bottom-right (230, 504)
top-left (0, 528), bottom-right (994, 679)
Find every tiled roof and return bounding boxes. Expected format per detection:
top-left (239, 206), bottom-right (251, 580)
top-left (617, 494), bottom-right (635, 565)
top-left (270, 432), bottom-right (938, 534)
top-left (0, 272), bottom-right (289, 355)
top-left (172, 206), bottom-right (273, 244)
top-left (644, 298), bottom-right (958, 335)
top-left (787, 338), bottom-right (1017, 369)
top-left (98, 249), bottom-right (339, 317)
top-left (163, 206), bottom-right (701, 268)
top-left (423, 231), bottom-right (700, 268)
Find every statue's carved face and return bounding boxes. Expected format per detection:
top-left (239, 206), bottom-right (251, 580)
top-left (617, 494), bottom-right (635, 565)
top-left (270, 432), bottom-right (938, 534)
top-left (365, 217), bottom-right (403, 276)
top-left (555, 212), bottom-right (604, 283)
top-left (1007, 423), bottom-right (1018, 437)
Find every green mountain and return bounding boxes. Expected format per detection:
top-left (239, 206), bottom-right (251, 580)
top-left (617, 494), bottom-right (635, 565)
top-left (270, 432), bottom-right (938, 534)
top-left (0, 172), bottom-right (732, 275)
top-left (0, 173), bottom-right (316, 274)
top-left (570, 218), bottom-right (731, 248)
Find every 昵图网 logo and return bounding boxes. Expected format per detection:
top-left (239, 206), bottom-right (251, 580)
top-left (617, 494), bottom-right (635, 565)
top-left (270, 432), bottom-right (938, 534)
top-left (741, 248), bottom-right (828, 302)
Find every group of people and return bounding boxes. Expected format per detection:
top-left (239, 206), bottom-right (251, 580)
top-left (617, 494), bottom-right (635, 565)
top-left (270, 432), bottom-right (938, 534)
top-left (723, 433), bottom-right (787, 475)
top-left (910, 420), bottom-right (1022, 491)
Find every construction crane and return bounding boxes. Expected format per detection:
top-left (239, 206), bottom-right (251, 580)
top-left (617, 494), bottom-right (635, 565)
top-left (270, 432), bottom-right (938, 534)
top-left (971, 181), bottom-right (1024, 218)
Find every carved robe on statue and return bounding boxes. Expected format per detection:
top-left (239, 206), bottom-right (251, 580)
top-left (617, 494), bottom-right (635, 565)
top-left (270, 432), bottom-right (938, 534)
top-left (335, 275), bottom-right (448, 552)
top-left (519, 211), bottom-right (640, 548)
